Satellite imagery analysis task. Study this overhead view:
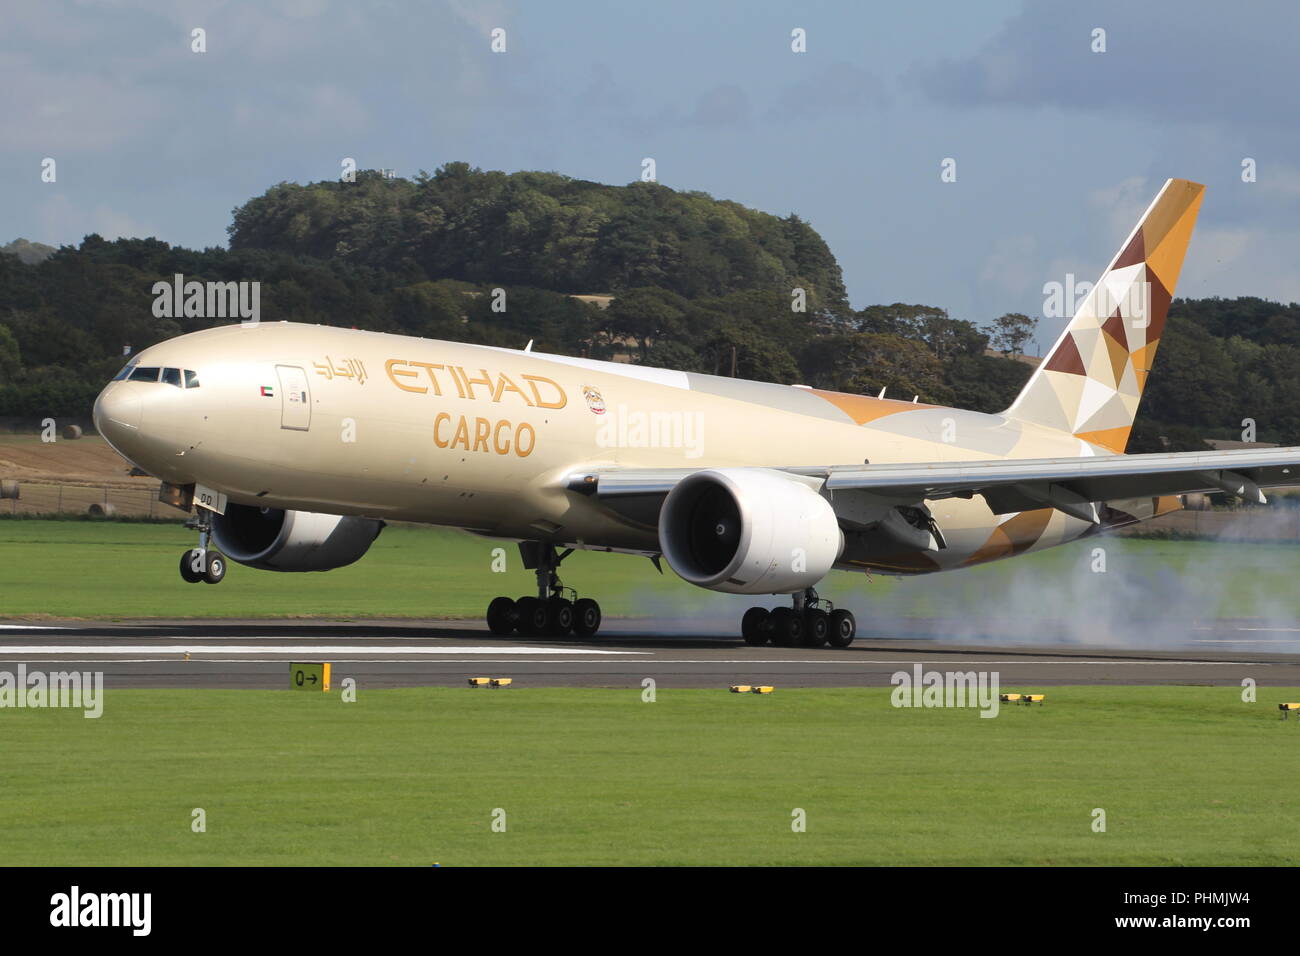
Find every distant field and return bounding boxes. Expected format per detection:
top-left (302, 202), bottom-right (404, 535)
top-left (1, 686), bottom-right (1297, 866)
top-left (0, 433), bottom-right (142, 487)
top-left (2, 519), bottom-right (1299, 627)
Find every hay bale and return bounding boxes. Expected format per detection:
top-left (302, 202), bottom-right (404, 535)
top-left (61, 424), bottom-right (83, 440)
top-left (0, 480), bottom-right (18, 500)
top-left (87, 502), bottom-right (117, 517)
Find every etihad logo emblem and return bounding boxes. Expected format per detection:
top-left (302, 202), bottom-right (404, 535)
top-left (583, 385), bottom-right (606, 415)
top-left (384, 359), bottom-right (566, 409)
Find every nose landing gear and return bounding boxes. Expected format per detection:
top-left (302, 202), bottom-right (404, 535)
top-left (484, 542), bottom-right (602, 638)
top-left (740, 588), bottom-right (855, 648)
top-left (178, 509), bottom-right (227, 584)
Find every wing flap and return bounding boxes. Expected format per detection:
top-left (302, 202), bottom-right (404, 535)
top-left (819, 447), bottom-right (1300, 504)
top-left (567, 447), bottom-right (1300, 517)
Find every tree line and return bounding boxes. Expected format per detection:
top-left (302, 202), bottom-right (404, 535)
top-left (1, 164), bottom-right (1297, 451)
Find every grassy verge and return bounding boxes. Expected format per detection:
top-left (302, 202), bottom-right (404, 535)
top-left (2, 519), bottom-right (1299, 623)
top-left (2, 686), bottom-right (1297, 865)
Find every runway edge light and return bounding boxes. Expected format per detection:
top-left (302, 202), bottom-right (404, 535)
top-left (289, 662), bottom-right (331, 692)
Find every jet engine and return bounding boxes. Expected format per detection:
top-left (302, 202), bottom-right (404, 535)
top-left (211, 504), bottom-right (384, 572)
top-left (658, 469), bottom-right (843, 594)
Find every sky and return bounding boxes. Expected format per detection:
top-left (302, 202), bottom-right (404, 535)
top-left (5, 0), bottom-right (1300, 351)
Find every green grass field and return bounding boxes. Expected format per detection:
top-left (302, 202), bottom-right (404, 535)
top-left (1, 517), bottom-right (1298, 623)
top-left (2, 686), bottom-right (1298, 865)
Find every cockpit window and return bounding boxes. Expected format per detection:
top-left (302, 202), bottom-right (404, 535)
top-left (115, 365), bottom-right (199, 387)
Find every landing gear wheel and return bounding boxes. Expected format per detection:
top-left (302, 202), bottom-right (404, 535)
top-left (770, 606), bottom-right (803, 647)
top-left (801, 608), bottom-right (829, 647)
top-left (179, 550), bottom-right (203, 584)
top-left (572, 598), bottom-right (602, 638)
top-left (202, 551), bottom-right (226, 584)
top-left (486, 597), bottom-right (517, 636)
top-left (741, 607), bottom-right (771, 646)
top-left (515, 596), bottom-right (547, 636)
top-left (545, 597), bottom-right (575, 636)
top-left (827, 609), bottom-right (856, 648)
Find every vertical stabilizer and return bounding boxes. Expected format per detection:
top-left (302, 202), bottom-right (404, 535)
top-left (1005, 178), bottom-right (1205, 453)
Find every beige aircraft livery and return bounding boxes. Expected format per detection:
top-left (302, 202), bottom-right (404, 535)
top-left (93, 179), bottom-right (1300, 647)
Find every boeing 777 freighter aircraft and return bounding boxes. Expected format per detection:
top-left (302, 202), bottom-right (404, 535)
top-left (93, 179), bottom-right (1300, 647)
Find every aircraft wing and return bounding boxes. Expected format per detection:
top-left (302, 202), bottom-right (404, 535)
top-left (567, 446), bottom-right (1300, 524)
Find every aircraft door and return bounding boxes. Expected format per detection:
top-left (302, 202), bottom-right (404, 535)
top-left (276, 364), bottom-right (311, 431)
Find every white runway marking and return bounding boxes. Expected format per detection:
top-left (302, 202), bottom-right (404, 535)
top-left (1192, 638), bottom-right (1300, 644)
top-left (0, 653), bottom-right (1267, 666)
top-left (0, 644), bottom-right (643, 656)
top-left (0, 624), bottom-right (63, 630)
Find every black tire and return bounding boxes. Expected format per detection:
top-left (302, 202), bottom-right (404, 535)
top-left (770, 607), bottom-right (802, 647)
top-left (572, 598), bottom-right (601, 637)
top-left (802, 608), bottom-right (829, 647)
top-left (827, 609), bottom-right (856, 648)
top-left (179, 550), bottom-right (203, 584)
top-left (486, 596), bottom-right (517, 636)
top-left (515, 596), bottom-right (546, 636)
top-left (202, 550), bottom-right (226, 584)
top-left (741, 607), bottom-right (771, 645)
top-left (545, 597), bottom-right (575, 636)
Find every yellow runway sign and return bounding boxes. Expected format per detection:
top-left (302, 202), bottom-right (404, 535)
top-left (290, 662), bottom-right (331, 692)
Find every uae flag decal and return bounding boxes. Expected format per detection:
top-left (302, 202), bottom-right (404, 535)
top-left (261, 385), bottom-right (275, 397)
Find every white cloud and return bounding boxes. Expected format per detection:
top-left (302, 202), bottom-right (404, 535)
top-left (35, 194), bottom-right (157, 245)
top-left (978, 233), bottom-right (1039, 298)
top-left (1088, 175), bottom-right (1152, 241)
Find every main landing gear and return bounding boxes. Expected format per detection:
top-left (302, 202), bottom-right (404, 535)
top-left (178, 509), bottom-right (226, 585)
top-left (485, 543), bottom-right (602, 638)
top-left (740, 588), bottom-right (855, 649)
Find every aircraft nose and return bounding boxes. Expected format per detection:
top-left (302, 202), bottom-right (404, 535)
top-left (93, 382), bottom-right (141, 450)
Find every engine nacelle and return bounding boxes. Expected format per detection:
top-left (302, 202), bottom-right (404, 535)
top-left (211, 504), bottom-right (384, 572)
top-left (658, 469), bottom-right (843, 594)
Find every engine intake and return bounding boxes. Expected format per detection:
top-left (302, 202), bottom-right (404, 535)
top-left (658, 469), bottom-right (843, 594)
top-left (211, 504), bottom-right (384, 572)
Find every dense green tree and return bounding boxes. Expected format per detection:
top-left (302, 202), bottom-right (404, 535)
top-left (228, 165), bottom-right (851, 306)
top-left (985, 312), bottom-right (1038, 356)
top-left (1140, 321), bottom-right (1235, 434)
top-left (640, 338), bottom-right (707, 373)
top-left (944, 354), bottom-right (1032, 413)
top-left (601, 288), bottom-right (689, 362)
top-left (0, 324), bottom-right (21, 383)
top-left (3, 169), bottom-right (1298, 460)
top-left (800, 332), bottom-right (952, 405)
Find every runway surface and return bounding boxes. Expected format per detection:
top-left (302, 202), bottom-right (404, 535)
top-left (1, 617), bottom-right (1299, 688)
